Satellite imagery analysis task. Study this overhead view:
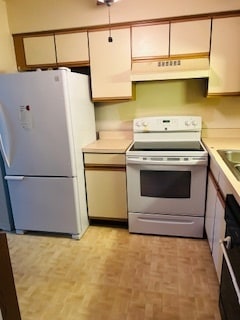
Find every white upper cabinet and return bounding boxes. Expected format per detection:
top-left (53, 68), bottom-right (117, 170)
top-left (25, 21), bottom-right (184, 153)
top-left (132, 24), bottom-right (169, 59)
top-left (170, 19), bottom-right (211, 56)
top-left (23, 35), bottom-right (56, 66)
top-left (55, 32), bottom-right (89, 64)
top-left (208, 16), bottom-right (240, 96)
top-left (131, 19), bottom-right (211, 60)
top-left (88, 28), bottom-right (132, 101)
top-left (22, 32), bottom-right (89, 68)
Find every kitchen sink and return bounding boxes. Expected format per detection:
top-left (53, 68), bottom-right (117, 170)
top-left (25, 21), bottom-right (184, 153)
top-left (217, 150), bottom-right (240, 181)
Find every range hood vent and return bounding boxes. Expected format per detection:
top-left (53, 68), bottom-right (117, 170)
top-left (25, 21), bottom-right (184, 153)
top-left (131, 57), bottom-right (209, 81)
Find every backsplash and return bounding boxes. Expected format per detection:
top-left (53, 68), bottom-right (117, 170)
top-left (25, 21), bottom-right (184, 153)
top-left (95, 79), bottom-right (240, 132)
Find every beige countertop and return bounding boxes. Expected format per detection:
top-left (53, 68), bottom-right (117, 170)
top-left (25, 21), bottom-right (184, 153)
top-left (82, 139), bottom-right (132, 154)
top-left (202, 137), bottom-right (240, 203)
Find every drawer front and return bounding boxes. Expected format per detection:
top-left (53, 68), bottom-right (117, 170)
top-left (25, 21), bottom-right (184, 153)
top-left (84, 153), bottom-right (126, 166)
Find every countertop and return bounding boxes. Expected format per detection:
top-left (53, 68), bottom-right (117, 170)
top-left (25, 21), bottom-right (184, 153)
top-left (82, 139), bottom-right (132, 154)
top-left (202, 137), bottom-right (240, 203)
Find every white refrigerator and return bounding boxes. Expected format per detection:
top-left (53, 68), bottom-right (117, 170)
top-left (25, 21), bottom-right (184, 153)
top-left (0, 69), bottom-right (96, 239)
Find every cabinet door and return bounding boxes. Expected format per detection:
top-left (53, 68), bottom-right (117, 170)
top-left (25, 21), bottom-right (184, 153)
top-left (132, 24), bottom-right (169, 59)
top-left (170, 19), bottom-right (211, 56)
top-left (85, 169), bottom-right (128, 219)
top-left (208, 16), bottom-right (240, 95)
top-left (88, 28), bottom-right (132, 101)
top-left (55, 32), bottom-right (89, 65)
top-left (23, 35), bottom-right (56, 66)
top-left (205, 173), bottom-right (217, 251)
top-left (212, 193), bottom-right (226, 282)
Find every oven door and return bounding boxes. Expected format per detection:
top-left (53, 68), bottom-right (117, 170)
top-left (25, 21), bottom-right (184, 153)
top-left (126, 161), bottom-right (207, 216)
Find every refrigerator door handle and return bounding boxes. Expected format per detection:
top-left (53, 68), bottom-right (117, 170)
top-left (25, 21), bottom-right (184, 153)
top-left (5, 176), bottom-right (25, 181)
top-left (0, 103), bottom-right (11, 167)
top-left (0, 136), bottom-right (10, 168)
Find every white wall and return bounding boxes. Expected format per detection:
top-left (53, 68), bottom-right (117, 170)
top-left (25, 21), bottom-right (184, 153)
top-left (5, 0), bottom-right (240, 33)
top-left (0, 0), bottom-right (17, 72)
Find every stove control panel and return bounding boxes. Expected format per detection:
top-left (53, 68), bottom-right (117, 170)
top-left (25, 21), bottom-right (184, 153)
top-left (134, 116), bottom-right (202, 132)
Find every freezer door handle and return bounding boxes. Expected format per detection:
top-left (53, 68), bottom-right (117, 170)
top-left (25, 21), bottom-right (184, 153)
top-left (4, 176), bottom-right (25, 181)
top-left (0, 103), bottom-right (11, 167)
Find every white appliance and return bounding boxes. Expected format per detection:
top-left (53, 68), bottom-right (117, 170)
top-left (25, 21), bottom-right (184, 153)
top-left (0, 69), bottom-right (96, 239)
top-left (126, 116), bottom-right (208, 238)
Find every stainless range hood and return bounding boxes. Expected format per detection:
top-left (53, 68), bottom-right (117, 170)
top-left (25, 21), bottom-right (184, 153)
top-left (131, 57), bottom-right (210, 82)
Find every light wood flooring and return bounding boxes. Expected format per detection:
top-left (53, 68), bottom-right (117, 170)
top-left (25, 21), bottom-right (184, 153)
top-left (7, 226), bottom-right (221, 320)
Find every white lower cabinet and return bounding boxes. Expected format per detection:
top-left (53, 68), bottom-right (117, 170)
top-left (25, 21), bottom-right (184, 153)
top-left (205, 173), bottom-right (218, 251)
top-left (212, 193), bottom-right (226, 282)
top-left (84, 153), bottom-right (128, 220)
top-left (205, 172), bottom-right (226, 282)
top-left (85, 169), bottom-right (127, 219)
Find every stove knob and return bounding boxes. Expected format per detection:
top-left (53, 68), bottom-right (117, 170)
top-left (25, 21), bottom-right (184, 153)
top-left (142, 121), bottom-right (148, 127)
top-left (185, 120), bottom-right (191, 126)
top-left (192, 120), bottom-right (197, 126)
top-left (135, 121), bottom-right (142, 127)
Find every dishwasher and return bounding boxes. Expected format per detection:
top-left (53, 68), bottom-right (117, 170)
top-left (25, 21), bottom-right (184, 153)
top-left (219, 194), bottom-right (240, 320)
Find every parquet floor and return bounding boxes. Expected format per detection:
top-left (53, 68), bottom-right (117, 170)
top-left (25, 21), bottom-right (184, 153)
top-left (7, 226), bottom-right (221, 320)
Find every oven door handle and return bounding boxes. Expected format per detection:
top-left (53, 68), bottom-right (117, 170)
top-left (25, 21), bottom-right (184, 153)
top-left (220, 237), bottom-right (240, 305)
top-left (126, 158), bottom-right (206, 166)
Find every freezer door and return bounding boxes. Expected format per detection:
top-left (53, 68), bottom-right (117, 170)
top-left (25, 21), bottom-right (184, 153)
top-left (0, 70), bottom-right (79, 176)
top-left (5, 176), bottom-right (83, 236)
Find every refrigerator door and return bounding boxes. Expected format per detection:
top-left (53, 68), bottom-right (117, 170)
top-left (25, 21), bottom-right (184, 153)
top-left (5, 176), bottom-right (83, 237)
top-left (0, 70), bottom-right (77, 176)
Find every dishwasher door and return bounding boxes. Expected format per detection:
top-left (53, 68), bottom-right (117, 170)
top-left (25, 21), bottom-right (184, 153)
top-left (219, 195), bottom-right (240, 320)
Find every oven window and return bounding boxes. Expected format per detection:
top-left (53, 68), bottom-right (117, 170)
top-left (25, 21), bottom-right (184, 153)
top-left (140, 170), bottom-right (191, 198)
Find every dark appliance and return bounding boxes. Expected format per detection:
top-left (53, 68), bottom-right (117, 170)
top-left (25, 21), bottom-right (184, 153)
top-left (219, 194), bottom-right (240, 320)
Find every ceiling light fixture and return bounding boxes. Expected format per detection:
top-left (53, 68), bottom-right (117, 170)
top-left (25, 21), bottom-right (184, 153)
top-left (98, 0), bottom-right (119, 6)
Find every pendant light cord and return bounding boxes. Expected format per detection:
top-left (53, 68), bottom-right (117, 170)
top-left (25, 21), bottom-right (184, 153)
top-left (108, 4), bottom-right (113, 42)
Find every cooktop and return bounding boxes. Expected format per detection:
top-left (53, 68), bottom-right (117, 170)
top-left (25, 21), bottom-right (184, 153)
top-left (129, 141), bottom-right (205, 152)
